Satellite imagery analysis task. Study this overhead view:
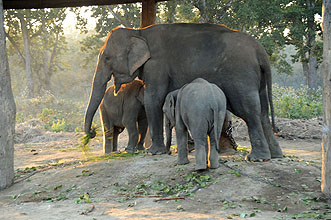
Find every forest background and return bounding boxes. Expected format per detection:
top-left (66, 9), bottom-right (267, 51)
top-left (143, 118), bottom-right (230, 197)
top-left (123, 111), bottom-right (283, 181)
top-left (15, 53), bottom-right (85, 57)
top-left (4, 0), bottom-right (324, 133)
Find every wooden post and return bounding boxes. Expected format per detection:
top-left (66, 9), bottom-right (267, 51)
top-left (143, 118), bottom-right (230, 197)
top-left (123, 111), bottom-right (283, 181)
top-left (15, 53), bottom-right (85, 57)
top-left (321, 0), bottom-right (331, 196)
top-left (141, 0), bottom-right (156, 147)
top-left (0, 0), bottom-right (16, 190)
top-left (141, 0), bottom-right (156, 28)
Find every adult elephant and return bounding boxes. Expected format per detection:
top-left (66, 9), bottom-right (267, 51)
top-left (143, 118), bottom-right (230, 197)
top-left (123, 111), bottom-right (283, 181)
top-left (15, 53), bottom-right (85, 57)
top-left (84, 23), bottom-right (283, 161)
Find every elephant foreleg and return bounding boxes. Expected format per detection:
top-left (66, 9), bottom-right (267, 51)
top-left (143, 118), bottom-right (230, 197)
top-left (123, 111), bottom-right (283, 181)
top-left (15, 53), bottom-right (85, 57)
top-left (112, 127), bottom-right (121, 152)
top-left (137, 117), bottom-right (148, 151)
top-left (100, 105), bottom-right (113, 154)
top-left (144, 88), bottom-right (167, 154)
top-left (125, 122), bottom-right (139, 153)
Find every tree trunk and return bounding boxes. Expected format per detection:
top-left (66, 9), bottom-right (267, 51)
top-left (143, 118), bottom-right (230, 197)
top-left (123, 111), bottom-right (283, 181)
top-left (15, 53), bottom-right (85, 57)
top-left (303, 57), bottom-right (319, 89)
top-left (303, 61), bottom-right (309, 84)
top-left (198, 0), bottom-right (208, 22)
top-left (164, 1), bottom-right (176, 23)
top-left (193, 0), bottom-right (208, 22)
top-left (141, 0), bottom-right (156, 28)
top-left (321, 0), bottom-right (331, 196)
top-left (19, 12), bottom-right (34, 98)
top-left (308, 55), bottom-right (318, 89)
top-left (0, 0), bottom-right (16, 190)
top-left (303, 0), bottom-right (319, 90)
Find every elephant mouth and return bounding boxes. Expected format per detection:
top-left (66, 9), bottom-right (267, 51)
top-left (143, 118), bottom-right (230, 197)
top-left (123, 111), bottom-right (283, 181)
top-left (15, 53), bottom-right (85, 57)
top-left (114, 80), bottom-right (122, 94)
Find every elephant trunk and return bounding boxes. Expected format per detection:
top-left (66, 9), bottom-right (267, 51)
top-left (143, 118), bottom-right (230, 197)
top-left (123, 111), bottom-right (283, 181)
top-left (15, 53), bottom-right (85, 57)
top-left (84, 69), bottom-right (109, 138)
top-left (165, 117), bottom-right (173, 152)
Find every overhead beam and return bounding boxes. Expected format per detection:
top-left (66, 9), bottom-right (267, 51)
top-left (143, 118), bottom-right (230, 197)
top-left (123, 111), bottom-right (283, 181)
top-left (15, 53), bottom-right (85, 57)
top-left (3, 0), bottom-right (166, 9)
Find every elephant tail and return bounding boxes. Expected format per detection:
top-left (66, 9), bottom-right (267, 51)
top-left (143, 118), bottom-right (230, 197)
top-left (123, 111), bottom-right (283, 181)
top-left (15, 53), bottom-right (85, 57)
top-left (215, 110), bottom-right (225, 154)
top-left (261, 57), bottom-right (279, 133)
top-left (211, 93), bottom-right (223, 154)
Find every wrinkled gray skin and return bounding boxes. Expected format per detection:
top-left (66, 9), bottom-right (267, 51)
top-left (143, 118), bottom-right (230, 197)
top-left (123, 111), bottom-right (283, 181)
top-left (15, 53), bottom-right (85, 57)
top-left (164, 115), bottom-right (194, 153)
top-left (163, 78), bottom-right (227, 170)
top-left (93, 79), bottom-right (147, 154)
top-left (84, 23), bottom-right (282, 161)
top-left (164, 109), bottom-right (234, 153)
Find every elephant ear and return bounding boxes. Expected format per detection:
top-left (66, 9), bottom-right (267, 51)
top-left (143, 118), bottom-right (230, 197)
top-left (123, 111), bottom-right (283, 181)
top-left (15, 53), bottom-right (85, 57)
top-left (128, 36), bottom-right (151, 76)
top-left (169, 94), bottom-right (176, 121)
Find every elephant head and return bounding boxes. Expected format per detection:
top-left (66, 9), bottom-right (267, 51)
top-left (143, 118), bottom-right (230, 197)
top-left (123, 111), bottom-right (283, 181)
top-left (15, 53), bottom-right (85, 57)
top-left (162, 90), bottom-right (179, 151)
top-left (84, 28), bottom-right (151, 137)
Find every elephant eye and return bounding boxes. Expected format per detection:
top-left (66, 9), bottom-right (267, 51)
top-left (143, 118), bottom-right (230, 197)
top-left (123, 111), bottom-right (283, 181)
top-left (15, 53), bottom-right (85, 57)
top-left (104, 56), bottom-right (111, 61)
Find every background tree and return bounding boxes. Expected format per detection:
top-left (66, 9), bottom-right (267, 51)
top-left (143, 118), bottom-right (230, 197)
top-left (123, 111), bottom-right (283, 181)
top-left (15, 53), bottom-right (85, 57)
top-left (0, 0), bottom-right (16, 189)
top-left (5, 8), bottom-right (67, 97)
top-left (283, 0), bottom-right (323, 89)
top-left (321, 0), bottom-right (331, 196)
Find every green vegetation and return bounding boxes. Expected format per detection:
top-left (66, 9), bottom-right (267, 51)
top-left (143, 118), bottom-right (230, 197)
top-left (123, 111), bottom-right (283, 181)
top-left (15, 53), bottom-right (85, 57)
top-left (273, 84), bottom-right (322, 119)
top-left (113, 172), bottom-right (212, 198)
top-left (15, 94), bottom-right (92, 132)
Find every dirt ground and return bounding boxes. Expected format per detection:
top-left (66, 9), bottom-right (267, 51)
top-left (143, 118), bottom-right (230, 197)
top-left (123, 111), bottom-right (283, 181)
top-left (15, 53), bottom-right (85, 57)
top-left (1, 117), bottom-right (329, 220)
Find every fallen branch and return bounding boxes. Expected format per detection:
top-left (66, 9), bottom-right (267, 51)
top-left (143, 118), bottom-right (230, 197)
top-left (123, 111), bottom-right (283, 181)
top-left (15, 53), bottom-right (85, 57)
top-left (153, 196), bottom-right (185, 202)
top-left (135, 194), bottom-right (162, 198)
top-left (118, 192), bottom-right (162, 198)
top-left (80, 205), bottom-right (95, 215)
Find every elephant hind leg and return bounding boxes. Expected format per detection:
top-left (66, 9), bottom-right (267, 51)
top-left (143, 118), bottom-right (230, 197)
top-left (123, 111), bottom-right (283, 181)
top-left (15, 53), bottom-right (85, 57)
top-left (260, 88), bottom-right (283, 158)
top-left (176, 116), bottom-right (189, 165)
top-left (193, 137), bottom-right (208, 171)
top-left (231, 92), bottom-right (271, 161)
top-left (208, 130), bottom-right (220, 169)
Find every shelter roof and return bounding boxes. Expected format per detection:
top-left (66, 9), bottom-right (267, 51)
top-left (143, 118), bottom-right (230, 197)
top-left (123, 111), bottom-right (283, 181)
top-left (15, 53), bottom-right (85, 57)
top-left (3, 0), bottom-right (166, 9)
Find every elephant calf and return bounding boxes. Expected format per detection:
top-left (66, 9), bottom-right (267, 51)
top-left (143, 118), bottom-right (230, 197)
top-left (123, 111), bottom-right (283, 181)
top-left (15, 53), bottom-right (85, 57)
top-left (87, 79), bottom-right (148, 154)
top-left (163, 78), bottom-right (228, 170)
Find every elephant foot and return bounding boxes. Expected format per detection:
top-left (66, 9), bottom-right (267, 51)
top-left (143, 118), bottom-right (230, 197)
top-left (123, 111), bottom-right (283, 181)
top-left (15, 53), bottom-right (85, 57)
top-left (125, 146), bottom-right (137, 154)
top-left (177, 158), bottom-right (189, 165)
top-left (146, 144), bottom-right (168, 155)
top-left (137, 144), bottom-right (145, 151)
top-left (270, 144), bottom-right (283, 158)
top-left (245, 150), bottom-right (271, 162)
top-left (209, 159), bottom-right (220, 169)
top-left (195, 163), bottom-right (207, 171)
top-left (209, 163), bottom-right (220, 169)
top-left (188, 143), bottom-right (195, 152)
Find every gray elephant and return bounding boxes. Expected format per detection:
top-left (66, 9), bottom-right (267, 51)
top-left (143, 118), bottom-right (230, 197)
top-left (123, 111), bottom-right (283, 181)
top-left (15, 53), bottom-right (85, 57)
top-left (163, 78), bottom-right (227, 170)
top-left (88, 79), bottom-right (148, 154)
top-left (84, 23), bottom-right (282, 161)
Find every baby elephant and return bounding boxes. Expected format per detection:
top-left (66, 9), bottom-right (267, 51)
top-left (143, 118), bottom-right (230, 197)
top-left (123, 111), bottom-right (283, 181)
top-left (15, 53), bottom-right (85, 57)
top-left (99, 79), bottom-right (147, 154)
top-left (163, 78), bottom-right (227, 170)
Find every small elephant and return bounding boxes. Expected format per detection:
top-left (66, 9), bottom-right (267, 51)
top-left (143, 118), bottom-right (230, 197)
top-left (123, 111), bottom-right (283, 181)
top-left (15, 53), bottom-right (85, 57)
top-left (88, 79), bottom-right (148, 154)
top-left (163, 78), bottom-right (227, 170)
